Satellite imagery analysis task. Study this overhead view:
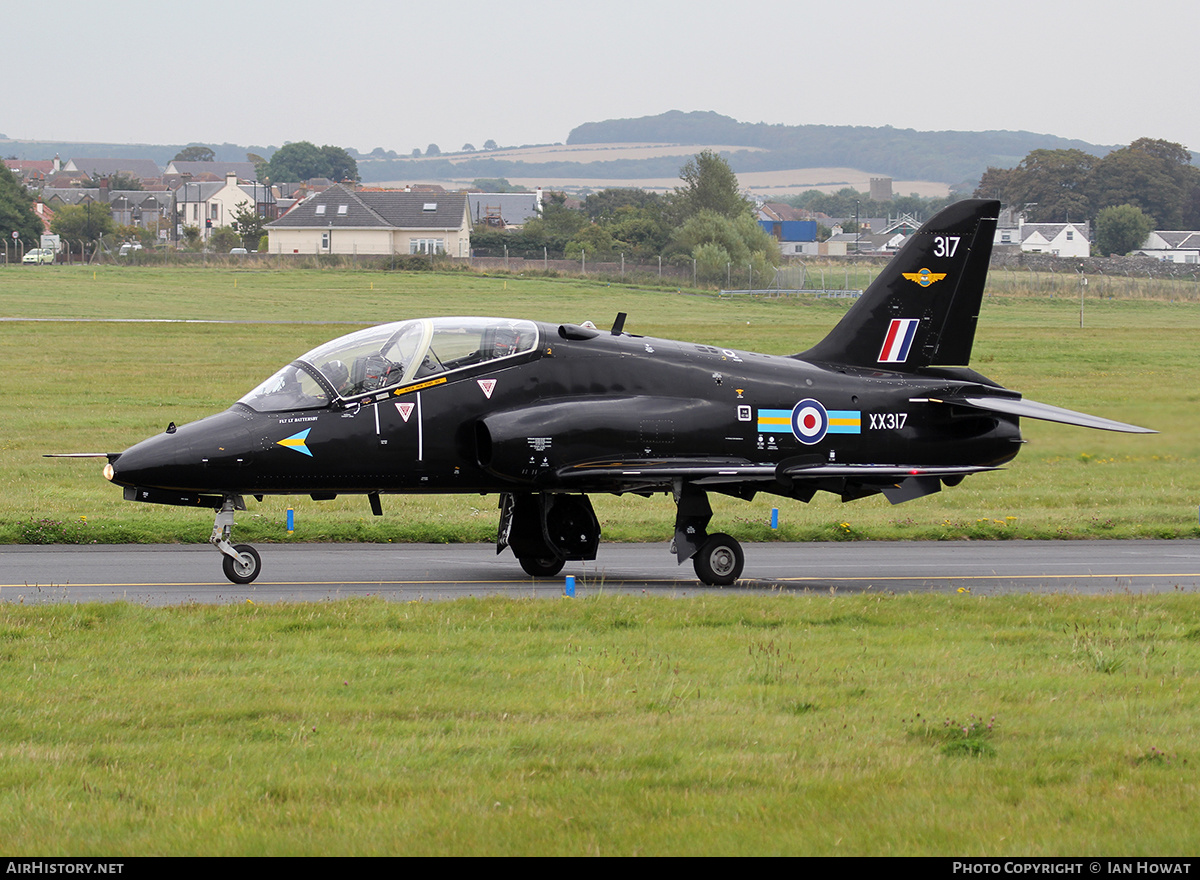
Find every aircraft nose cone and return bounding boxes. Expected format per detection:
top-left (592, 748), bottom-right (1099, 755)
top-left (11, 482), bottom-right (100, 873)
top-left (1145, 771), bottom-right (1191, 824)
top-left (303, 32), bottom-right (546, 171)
top-left (109, 409), bottom-right (256, 491)
top-left (109, 431), bottom-right (184, 488)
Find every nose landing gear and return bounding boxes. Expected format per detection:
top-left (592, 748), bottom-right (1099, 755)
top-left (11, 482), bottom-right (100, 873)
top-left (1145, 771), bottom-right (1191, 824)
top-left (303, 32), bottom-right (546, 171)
top-left (211, 495), bottom-right (261, 584)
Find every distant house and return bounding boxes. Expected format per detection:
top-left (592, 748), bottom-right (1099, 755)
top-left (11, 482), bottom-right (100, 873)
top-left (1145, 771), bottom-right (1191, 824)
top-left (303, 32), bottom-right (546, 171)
top-left (175, 172), bottom-right (276, 240)
top-left (994, 211), bottom-right (1090, 257)
top-left (758, 202), bottom-right (811, 223)
top-left (42, 188), bottom-right (101, 207)
top-left (467, 191), bottom-right (542, 228)
top-left (32, 201), bottom-right (54, 233)
top-left (820, 218), bottom-right (896, 256)
top-left (266, 184), bottom-right (471, 256)
top-left (164, 160), bottom-right (258, 182)
top-left (1132, 231), bottom-right (1200, 263)
top-left (758, 219), bottom-right (818, 256)
top-left (4, 158), bottom-right (59, 188)
top-left (62, 157), bottom-right (161, 184)
top-left (109, 191), bottom-right (174, 239)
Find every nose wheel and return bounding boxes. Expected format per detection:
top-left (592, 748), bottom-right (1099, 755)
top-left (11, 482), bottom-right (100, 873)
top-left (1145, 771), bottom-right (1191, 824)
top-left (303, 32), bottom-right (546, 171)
top-left (210, 495), bottom-right (262, 584)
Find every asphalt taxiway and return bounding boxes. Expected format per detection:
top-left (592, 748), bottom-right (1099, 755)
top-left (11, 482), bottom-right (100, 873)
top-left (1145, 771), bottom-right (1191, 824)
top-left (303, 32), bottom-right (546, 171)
top-left (1, 540), bottom-right (1197, 604)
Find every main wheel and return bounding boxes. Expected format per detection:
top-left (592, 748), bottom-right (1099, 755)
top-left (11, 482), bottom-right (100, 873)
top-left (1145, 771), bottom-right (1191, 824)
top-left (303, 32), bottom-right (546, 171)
top-left (519, 556), bottom-right (565, 578)
top-left (692, 533), bottom-right (744, 586)
top-left (222, 544), bottom-right (262, 584)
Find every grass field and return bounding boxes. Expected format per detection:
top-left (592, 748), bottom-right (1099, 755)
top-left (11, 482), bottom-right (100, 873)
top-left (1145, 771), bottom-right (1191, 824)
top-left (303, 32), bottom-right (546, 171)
top-left (2, 593), bottom-right (1199, 856)
top-left (1, 264), bottom-right (1196, 546)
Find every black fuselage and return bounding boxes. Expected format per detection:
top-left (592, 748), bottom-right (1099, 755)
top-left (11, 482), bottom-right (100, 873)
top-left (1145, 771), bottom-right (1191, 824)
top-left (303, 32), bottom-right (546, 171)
top-left (109, 321), bottom-right (1021, 502)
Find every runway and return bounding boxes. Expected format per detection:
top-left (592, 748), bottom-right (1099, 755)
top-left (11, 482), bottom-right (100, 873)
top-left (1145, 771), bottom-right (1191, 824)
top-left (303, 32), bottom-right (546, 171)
top-left (2, 540), bottom-right (1198, 604)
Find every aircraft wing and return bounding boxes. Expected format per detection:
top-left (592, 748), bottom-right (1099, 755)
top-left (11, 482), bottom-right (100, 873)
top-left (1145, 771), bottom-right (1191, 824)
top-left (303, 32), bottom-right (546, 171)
top-left (555, 458), bottom-right (999, 490)
top-left (556, 458), bottom-right (778, 489)
top-left (921, 395), bottom-right (1156, 433)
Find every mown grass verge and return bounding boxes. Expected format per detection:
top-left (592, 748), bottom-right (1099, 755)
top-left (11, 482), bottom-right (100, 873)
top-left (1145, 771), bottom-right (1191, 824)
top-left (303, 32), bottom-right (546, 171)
top-left (1, 593), bottom-right (1197, 856)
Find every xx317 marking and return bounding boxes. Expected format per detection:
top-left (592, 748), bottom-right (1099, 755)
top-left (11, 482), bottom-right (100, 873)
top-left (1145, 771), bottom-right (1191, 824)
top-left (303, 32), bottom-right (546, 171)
top-left (870, 412), bottom-right (908, 430)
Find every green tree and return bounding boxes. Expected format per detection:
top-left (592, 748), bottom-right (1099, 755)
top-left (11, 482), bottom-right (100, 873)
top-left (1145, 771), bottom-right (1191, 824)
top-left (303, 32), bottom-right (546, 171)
top-left (104, 171), bottom-right (143, 192)
top-left (1094, 204), bottom-right (1154, 256)
top-left (320, 145), bottom-right (359, 182)
top-left (208, 225), bottom-right (241, 252)
top-left (608, 205), bottom-right (670, 256)
top-left (425, 143), bottom-right (441, 157)
top-left (564, 223), bottom-right (617, 259)
top-left (520, 192), bottom-right (587, 255)
top-left (263, 142), bottom-right (359, 183)
top-left (979, 149), bottom-right (1095, 221)
top-left (50, 202), bottom-right (115, 252)
top-left (670, 150), bottom-right (752, 223)
top-left (174, 145), bottom-right (215, 162)
top-left (114, 223), bottom-right (156, 248)
top-left (974, 166), bottom-right (1020, 203)
top-left (230, 201), bottom-right (266, 250)
top-left (0, 165), bottom-right (43, 250)
top-left (667, 210), bottom-right (779, 284)
top-left (583, 188), bottom-right (663, 223)
top-left (1086, 138), bottom-right (1198, 228)
top-left (247, 152), bottom-right (268, 179)
top-left (180, 225), bottom-right (202, 250)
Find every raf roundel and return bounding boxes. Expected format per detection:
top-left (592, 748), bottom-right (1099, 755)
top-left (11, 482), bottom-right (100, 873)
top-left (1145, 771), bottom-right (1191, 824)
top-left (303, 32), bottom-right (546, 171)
top-left (790, 398), bottom-right (829, 445)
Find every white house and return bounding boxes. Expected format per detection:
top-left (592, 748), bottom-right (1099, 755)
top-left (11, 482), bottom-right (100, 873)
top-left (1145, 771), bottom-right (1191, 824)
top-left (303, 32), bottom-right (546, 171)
top-left (175, 172), bottom-right (276, 240)
top-left (266, 185), bottom-right (471, 256)
top-left (994, 212), bottom-right (1091, 257)
top-left (1131, 231), bottom-right (1200, 263)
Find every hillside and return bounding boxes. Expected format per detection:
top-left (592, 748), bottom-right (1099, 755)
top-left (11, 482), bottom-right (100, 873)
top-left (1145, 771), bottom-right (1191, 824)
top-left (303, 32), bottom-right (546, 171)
top-left (3, 111), bottom-right (1123, 193)
top-left (566, 111), bottom-right (1117, 185)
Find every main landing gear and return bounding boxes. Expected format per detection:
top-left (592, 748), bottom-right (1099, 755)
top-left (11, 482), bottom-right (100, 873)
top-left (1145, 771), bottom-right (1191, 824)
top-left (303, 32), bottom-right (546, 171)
top-left (674, 484), bottom-right (745, 586)
top-left (498, 487), bottom-right (745, 587)
top-left (497, 493), bottom-right (600, 578)
top-left (211, 495), bottom-right (262, 584)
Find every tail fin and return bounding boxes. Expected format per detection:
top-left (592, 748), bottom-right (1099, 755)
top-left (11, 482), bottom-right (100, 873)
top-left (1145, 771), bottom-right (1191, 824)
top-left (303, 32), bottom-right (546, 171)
top-left (799, 199), bottom-right (1000, 370)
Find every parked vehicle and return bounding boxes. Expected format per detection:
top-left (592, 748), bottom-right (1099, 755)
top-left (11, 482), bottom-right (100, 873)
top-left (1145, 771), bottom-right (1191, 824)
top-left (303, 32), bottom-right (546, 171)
top-left (22, 248), bottom-right (54, 265)
top-left (118, 242), bottom-right (143, 257)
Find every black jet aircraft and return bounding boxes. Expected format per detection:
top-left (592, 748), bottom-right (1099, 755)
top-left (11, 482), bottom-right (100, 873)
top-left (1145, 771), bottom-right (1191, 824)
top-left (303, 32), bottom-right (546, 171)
top-left (81, 199), bottom-right (1152, 585)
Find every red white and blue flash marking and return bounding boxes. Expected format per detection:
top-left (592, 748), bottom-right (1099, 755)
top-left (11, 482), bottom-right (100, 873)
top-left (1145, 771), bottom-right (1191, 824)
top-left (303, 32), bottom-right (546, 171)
top-left (878, 318), bottom-right (920, 363)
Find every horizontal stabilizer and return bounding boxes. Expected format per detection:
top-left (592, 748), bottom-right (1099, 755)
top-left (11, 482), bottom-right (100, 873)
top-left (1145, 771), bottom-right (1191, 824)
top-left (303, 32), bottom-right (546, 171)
top-left (926, 395), bottom-right (1155, 434)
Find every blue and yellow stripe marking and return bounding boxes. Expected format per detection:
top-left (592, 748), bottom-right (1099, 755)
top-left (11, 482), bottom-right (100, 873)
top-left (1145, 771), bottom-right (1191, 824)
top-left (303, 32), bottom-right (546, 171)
top-left (757, 409), bottom-right (793, 433)
top-left (757, 408), bottom-right (861, 436)
top-left (827, 411), bottom-right (861, 433)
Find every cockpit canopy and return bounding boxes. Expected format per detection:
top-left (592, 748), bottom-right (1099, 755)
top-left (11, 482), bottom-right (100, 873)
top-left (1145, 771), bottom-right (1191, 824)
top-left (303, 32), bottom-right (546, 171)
top-left (239, 317), bottom-right (540, 412)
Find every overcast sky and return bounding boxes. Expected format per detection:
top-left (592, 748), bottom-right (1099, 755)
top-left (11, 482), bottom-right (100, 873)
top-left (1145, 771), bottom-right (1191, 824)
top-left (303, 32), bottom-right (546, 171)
top-left (4, 0), bottom-right (1195, 157)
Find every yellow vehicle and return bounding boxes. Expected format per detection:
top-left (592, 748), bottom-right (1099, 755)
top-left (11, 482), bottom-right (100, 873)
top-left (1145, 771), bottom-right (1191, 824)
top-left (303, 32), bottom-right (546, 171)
top-left (22, 248), bottom-right (54, 265)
